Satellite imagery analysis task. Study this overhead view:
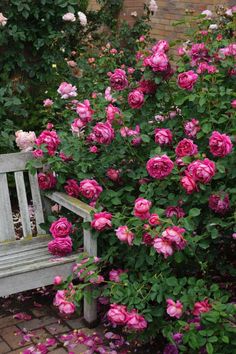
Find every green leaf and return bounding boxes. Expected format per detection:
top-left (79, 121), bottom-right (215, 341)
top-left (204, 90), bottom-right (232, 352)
top-left (189, 208), bottom-right (201, 217)
top-left (206, 343), bottom-right (214, 354)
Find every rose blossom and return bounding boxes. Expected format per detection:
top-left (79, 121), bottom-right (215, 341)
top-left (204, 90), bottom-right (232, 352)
top-left (106, 168), bottom-right (120, 182)
top-left (92, 122), bottom-right (115, 145)
top-left (79, 179), bottom-right (103, 201)
top-left (166, 299), bottom-right (183, 319)
top-left (209, 193), bottom-right (230, 214)
top-left (105, 87), bottom-right (115, 102)
top-left (148, 0), bottom-right (158, 14)
top-left (184, 119), bottom-right (201, 138)
top-left (76, 100), bottom-right (93, 123)
top-left (177, 71), bottom-right (198, 91)
top-left (54, 276), bottom-right (63, 285)
top-left (77, 11), bottom-right (87, 26)
top-left (187, 158), bottom-right (216, 184)
top-left (152, 39), bottom-right (169, 53)
top-left (142, 233), bottom-right (154, 246)
top-left (115, 226), bottom-right (134, 245)
top-left (128, 90), bottom-right (144, 109)
top-left (48, 236), bottom-right (73, 256)
top-left (148, 213), bottom-right (160, 226)
top-left (62, 13), bottom-right (76, 22)
top-left (64, 179), bottom-right (80, 198)
top-left (33, 149), bottom-right (43, 158)
top-left (57, 82), bottom-right (77, 99)
top-left (146, 155), bottom-right (174, 179)
top-left (193, 299), bottom-right (212, 316)
top-left (143, 51), bottom-right (169, 72)
top-left (106, 104), bottom-right (120, 122)
top-left (231, 100), bottom-right (236, 109)
top-left (91, 212), bottom-right (112, 231)
top-left (38, 172), bottom-right (57, 190)
top-left (165, 206), bottom-right (185, 218)
top-left (162, 226), bottom-right (187, 250)
top-left (107, 304), bottom-right (127, 325)
top-left (109, 269), bottom-right (125, 283)
top-left (35, 130), bottom-right (60, 156)
top-left (71, 118), bottom-right (85, 135)
top-left (110, 69), bottom-right (128, 91)
top-left (126, 311), bottom-right (147, 331)
top-left (46, 123), bottom-right (54, 130)
top-left (50, 217), bottom-right (72, 238)
top-left (15, 130), bottom-right (36, 152)
top-left (154, 128), bottom-right (172, 145)
top-left (209, 131), bottom-right (233, 158)
top-left (175, 138), bottom-right (198, 157)
top-left (153, 237), bottom-right (174, 258)
top-left (43, 99), bottom-right (53, 107)
top-left (180, 172), bottom-right (198, 194)
top-left (89, 146), bottom-right (98, 154)
top-left (201, 10), bottom-right (212, 18)
top-left (134, 198), bottom-right (152, 220)
top-left (0, 13), bottom-right (7, 26)
top-left (173, 333), bottom-right (183, 344)
top-left (59, 301), bottom-right (76, 315)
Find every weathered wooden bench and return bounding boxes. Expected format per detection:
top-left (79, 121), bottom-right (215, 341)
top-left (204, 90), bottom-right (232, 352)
top-left (0, 152), bottom-right (97, 325)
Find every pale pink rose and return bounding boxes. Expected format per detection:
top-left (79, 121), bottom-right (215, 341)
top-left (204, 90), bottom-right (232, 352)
top-left (143, 51), bottom-right (169, 72)
top-left (71, 118), bottom-right (85, 134)
top-left (177, 71), bottom-right (198, 90)
top-left (166, 299), bottom-right (183, 319)
top-left (107, 304), bottom-right (127, 325)
top-left (76, 100), bottom-right (94, 123)
top-left (57, 82), bottom-right (77, 99)
top-left (110, 69), bottom-right (128, 91)
top-left (88, 57), bottom-right (95, 64)
top-left (106, 104), bottom-right (120, 122)
top-left (148, 0), bottom-right (158, 14)
top-left (54, 276), bottom-right (63, 285)
top-left (225, 9), bottom-right (233, 16)
top-left (209, 193), bottom-right (230, 214)
top-left (201, 10), bottom-right (212, 19)
top-left (92, 122), bottom-right (115, 145)
top-left (134, 198), bottom-right (152, 220)
top-left (64, 179), bottom-right (80, 198)
top-left (48, 236), bottom-right (73, 256)
top-left (32, 149), bottom-right (43, 158)
top-left (193, 299), bottom-right (211, 316)
top-left (187, 158), bottom-right (216, 184)
top-left (209, 24), bottom-right (218, 30)
top-left (139, 35), bottom-right (145, 42)
top-left (35, 130), bottom-right (60, 156)
top-left (231, 100), bottom-right (236, 109)
top-left (148, 213), bottom-right (160, 226)
top-left (175, 139), bottom-right (198, 157)
top-left (184, 119), bottom-right (201, 138)
top-left (105, 87), bottom-right (116, 102)
top-left (155, 128), bottom-right (172, 145)
top-left (38, 172), bottom-right (57, 190)
top-left (232, 233), bottom-right (236, 239)
top-left (127, 67), bottom-right (135, 74)
top-left (155, 114), bottom-right (166, 122)
top-left (152, 40), bottom-right (169, 53)
top-left (165, 206), bottom-right (185, 219)
top-left (78, 11), bottom-right (87, 26)
top-left (91, 212), bottom-right (112, 231)
top-left (62, 12), bottom-right (76, 22)
top-left (126, 311), bottom-right (147, 331)
top-left (50, 217), bottom-right (72, 238)
top-left (138, 79), bottom-right (157, 94)
top-left (79, 179), bottom-right (103, 201)
top-left (115, 226), bottom-right (134, 245)
top-left (109, 269), bottom-right (125, 283)
top-left (146, 155), bottom-right (174, 179)
top-left (59, 301), bottom-right (76, 315)
top-left (43, 99), bottom-right (53, 107)
top-left (153, 237), bottom-right (173, 258)
top-left (180, 172), bottom-right (198, 194)
top-left (162, 227), bottom-right (187, 250)
top-left (67, 60), bottom-right (77, 68)
top-left (110, 48), bottom-right (118, 55)
top-left (209, 131), bottom-right (233, 157)
top-left (15, 130), bottom-right (36, 152)
top-left (51, 203), bottom-right (61, 213)
top-left (106, 168), bottom-right (120, 182)
top-left (0, 13), bottom-right (7, 26)
top-left (128, 90), bottom-right (144, 109)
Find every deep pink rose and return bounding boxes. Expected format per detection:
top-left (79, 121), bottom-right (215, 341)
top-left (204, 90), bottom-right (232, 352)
top-left (79, 179), bottom-right (103, 201)
top-left (91, 212), bottom-right (112, 231)
top-left (209, 131), bottom-right (233, 157)
top-left (106, 104), bottom-right (120, 123)
top-left (33, 149), bottom-right (43, 158)
top-left (89, 146), bottom-right (99, 154)
top-left (71, 118), bottom-right (85, 134)
top-left (64, 179), bottom-right (80, 198)
top-left (166, 299), bottom-right (183, 319)
top-left (152, 39), bottom-right (169, 53)
top-left (144, 51), bottom-right (169, 72)
top-left (138, 79), bottom-right (157, 94)
top-left (109, 269), bottom-right (125, 283)
top-left (192, 299), bottom-right (212, 316)
top-left (48, 236), bottom-right (73, 256)
top-left (162, 227), bottom-right (187, 250)
top-left (177, 70), bottom-right (198, 90)
top-left (134, 197), bottom-right (152, 220)
top-left (49, 217), bottom-right (72, 238)
top-left (180, 172), bottom-right (198, 194)
top-left (35, 130), bottom-right (60, 156)
top-left (53, 290), bottom-right (66, 306)
top-left (128, 90), bottom-right (144, 109)
top-left (115, 226), bottom-right (134, 245)
top-left (153, 237), bottom-right (173, 258)
top-left (231, 100), bottom-right (236, 109)
top-left (76, 99), bottom-right (94, 123)
top-left (57, 82), bottom-right (77, 99)
top-left (187, 158), bottom-right (216, 184)
top-left (92, 122), bottom-right (115, 145)
top-left (148, 213), bottom-right (160, 226)
top-left (175, 139), bottom-right (198, 157)
top-left (184, 119), bottom-right (201, 138)
top-left (146, 155), bottom-right (174, 179)
top-left (107, 304), bottom-right (127, 325)
top-left (59, 301), bottom-right (76, 315)
top-left (142, 233), bottom-right (154, 246)
top-left (126, 311), bottom-right (147, 331)
top-left (106, 168), bottom-right (120, 182)
top-left (155, 128), bottom-right (172, 145)
top-left (110, 69), bottom-right (128, 91)
top-left (209, 193), bottom-right (230, 214)
top-left (165, 206), bottom-right (185, 218)
top-left (54, 276), bottom-right (63, 285)
top-left (38, 172), bottom-right (57, 190)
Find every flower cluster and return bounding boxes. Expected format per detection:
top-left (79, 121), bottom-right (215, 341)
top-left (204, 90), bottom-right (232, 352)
top-left (107, 304), bottom-right (147, 331)
top-left (48, 218), bottom-right (73, 256)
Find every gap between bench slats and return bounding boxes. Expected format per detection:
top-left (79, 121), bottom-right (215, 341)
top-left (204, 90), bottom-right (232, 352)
top-left (28, 173), bottom-right (45, 234)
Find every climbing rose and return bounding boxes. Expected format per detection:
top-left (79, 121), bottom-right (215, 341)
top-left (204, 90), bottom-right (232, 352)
top-left (175, 138), bottom-right (198, 157)
top-left (184, 119), bottom-right (201, 138)
top-left (209, 193), bottom-right (230, 214)
top-left (106, 104), bottom-right (120, 123)
top-left (148, 0), bottom-right (158, 14)
top-left (35, 130), bottom-right (60, 156)
top-left (110, 69), bottom-right (128, 91)
top-left (134, 198), bottom-right (152, 220)
top-left (50, 217), bottom-right (72, 238)
top-left (109, 269), bottom-right (125, 283)
top-left (128, 90), bottom-right (144, 109)
top-left (77, 11), bottom-right (87, 26)
top-left (115, 226), bottom-right (134, 245)
top-left (148, 213), bottom-right (160, 226)
top-left (106, 168), bottom-right (120, 182)
top-left (180, 172), bottom-right (198, 194)
top-left (79, 179), bottom-right (103, 201)
top-left (187, 158), bottom-right (216, 184)
top-left (144, 51), bottom-right (169, 72)
top-left (76, 100), bottom-right (93, 123)
top-left (152, 39), bottom-right (169, 53)
top-left (91, 212), bottom-right (112, 231)
top-left (57, 82), bottom-right (77, 99)
top-left (146, 155), bottom-right (174, 179)
top-left (153, 238), bottom-right (173, 258)
top-left (162, 226), bottom-right (187, 250)
top-left (126, 311), bottom-right (148, 331)
top-left (92, 122), bottom-right (114, 145)
top-left (231, 100), bottom-right (236, 108)
top-left (177, 70), bottom-right (198, 90)
top-left (155, 128), bottom-right (172, 145)
top-left (38, 172), bottom-right (57, 190)
top-left (62, 13), bottom-right (76, 22)
top-left (43, 99), bottom-right (53, 107)
top-left (64, 179), bottom-right (80, 198)
top-left (193, 299), bottom-right (212, 316)
top-left (48, 236), bottom-right (73, 256)
top-left (166, 299), bottom-right (183, 319)
top-left (107, 304), bottom-right (127, 325)
top-left (15, 130), bottom-right (36, 152)
top-left (165, 206), bottom-right (185, 218)
top-left (209, 131), bottom-right (233, 157)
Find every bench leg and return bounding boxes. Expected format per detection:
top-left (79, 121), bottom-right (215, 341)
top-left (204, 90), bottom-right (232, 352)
top-left (83, 286), bottom-right (98, 328)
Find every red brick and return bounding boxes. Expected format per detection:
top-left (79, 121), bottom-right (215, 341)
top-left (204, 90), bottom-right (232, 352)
top-left (1, 325), bottom-right (26, 349)
top-left (0, 341), bottom-right (11, 353)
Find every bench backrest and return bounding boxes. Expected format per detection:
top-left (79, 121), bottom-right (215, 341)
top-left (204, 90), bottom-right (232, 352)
top-left (0, 152), bottom-right (45, 242)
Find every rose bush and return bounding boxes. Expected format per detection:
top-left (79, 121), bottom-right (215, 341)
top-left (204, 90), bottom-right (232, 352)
top-left (27, 6), bottom-right (236, 353)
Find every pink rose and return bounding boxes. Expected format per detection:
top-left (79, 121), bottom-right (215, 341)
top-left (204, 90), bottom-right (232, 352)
top-left (38, 172), bottom-right (57, 190)
top-left (209, 131), bottom-right (233, 158)
top-left (91, 212), bottom-right (112, 231)
top-left (184, 119), bottom-right (201, 138)
top-left (143, 51), bottom-right (169, 72)
top-left (115, 226), bottom-right (134, 245)
top-left (76, 100), bottom-right (94, 123)
top-left (192, 299), bottom-right (212, 316)
top-left (62, 12), bottom-right (76, 22)
top-left (180, 172), bottom-right (198, 194)
top-left (59, 152), bottom-right (73, 162)
top-left (35, 130), bottom-right (60, 156)
top-left (152, 39), bottom-right (169, 53)
top-left (134, 197), bottom-right (152, 220)
top-left (0, 12), bottom-right (7, 26)
top-left (107, 304), bottom-right (127, 325)
top-left (57, 82), bottom-right (77, 99)
top-left (177, 71), bottom-right (198, 90)
top-left (92, 122), bottom-right (115, 145)
top-left (231, 100), bottom-right (236, 109)
top-left (59, 301), bottom-right (76, 315)
top-left (166, 299), bottom-right (183, 319)
top-left (64, 179), bottom-right (80, 198)
top-left (142, 233), bottom-right (154, 246)
top-left (15, 130), bottom-right (36, 152)
top-left (53, 290), bottom-right (66, 306)
top-left (175, 139), bottom-right (198, 157)
top-left (154, 128), bottom-right (172, 145)
top-left (148, 213), bottom-right (160, 226)
top-left (67, 60), bottom-right (77, 68)
top-left (48, 236), bottom-right (73, 256)
top-left (153, 237), bottom-right (173, 258)
top-left (138, 79), bottom-right (157, 94)
top-left (33, 149), bottom-right (43, 158)
top-left (126, 311), bottom-right (147, 331)
top-left (105, 87), bottom-right (115, 102)
top-left (187, 158), bottom-right (216, 184)
top-left (106, 168), bottom-right (120, 182)
top-left (43, 99), bottom-right (54, 107)
top-left (54, 276), bottom-right (63, 285)
top-left (79, 179), bottom-right (103, 201)
top-left (109, 269), bottom-right (125, 283)
top-left (162, 227), bottom-right (187, 250)
top-left (71, 118), bottom-right (85, 134)
top-left (89, 146), bottom-right (99, 154)
top-left (46, 123), bottom-right (54, 130)
top-left (146, 155), bottom-right (174, 179)
top-left (128, 89), bottom-right (144, 109)
top-left (110, 69), bottom-right (128, 91)
top-left (165, 206), bottom-right (185, 219)
top-left (106, 104), bottom-right (120, 123)
top-left (209, 193), bottom-right (230, 214)
top-left (49, 217), bottom-right (72, 238)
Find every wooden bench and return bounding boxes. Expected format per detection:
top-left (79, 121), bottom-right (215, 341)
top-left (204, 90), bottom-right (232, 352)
top-left (0, 152), bottom-right (97, 325)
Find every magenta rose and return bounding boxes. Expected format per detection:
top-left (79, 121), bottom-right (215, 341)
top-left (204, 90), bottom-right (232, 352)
top-left (153, 237), bottom-right (174, 258)
top-left (38, 172), bottom-right (57, 190)
top-left (155, 128), bottom-right (172, 145)
top-left (152, 39), bottom-right (169, 53)
top-left (180, 172), bottom-right (198, 194)
top-left (162, 226), bottom-right (187, 250)
top-left (175, 138), bottom-right (198, 157)
top-left (134, 197), bottom-right (152, 220)
top-left (193, 299), bottom-right (212, 316)
top-left (35, 130), bottom-right (60, 156)
top-left (109, 269), bottom-right (125, 283)
top-left (64, 179), bottom-right (80, 198)
top-left (144, 51), bottom-right (169, 72)
top-left (79, 179), bottom-right (103, 201)
top-left (209, 131), bottom-right (233, 157)
top-left (91, 212), bottom-right (112, 231)
top-left (49, 217), bottom-right (72, 238)
top-left (92, 122), bottom-right (115, 145)
top-left (187, 158), bottom-right (216, 184)
top-left (231, 100), bottom-right (236, 109)
top-left (177, 70), bottom-right (198, 90)
top-left (48, 236), bottom-right (73, 256)
top-left (146, 155), bottom-right (174, 179)
top-left (76, 99), bottom-right (94, 123)
top-left (106, 104), bottom-right (120, 123)
top-left (142, 233), bottom-right (154, 246)
top-left (165, 206), bottom-right (185, 219)
top-left (138, 79), bottom-right (157, 94)
top-left (184, 119), bottom-right (201, 138)
top-left (115, 225), bottom-right (134, 245)
top-left (128, 89), bottom-right (144, 109)
top-left (148, 213), bottom-right (160, 226)
top-left (106, 168), bottom-right (120, 182)
top-left (107, 304), bottom-right (127, 325)
top-left (110, 69), bottom-right (128, 91)
top-left (126, 311), bottom-right (147, 331)
top-left (209, 193), bottom-right (230, 214)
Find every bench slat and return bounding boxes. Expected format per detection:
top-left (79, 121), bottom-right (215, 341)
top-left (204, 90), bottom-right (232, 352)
top-left (29, 173), bottom-right (45, 234)
top-left (0, 173), bottom-right (15, 241)
top-left (0, 235), bottom-right (51, 256)
top-left (0, 152), bottom-right (33, 173)
top-left (15, 171), bottom-right (32, 238)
